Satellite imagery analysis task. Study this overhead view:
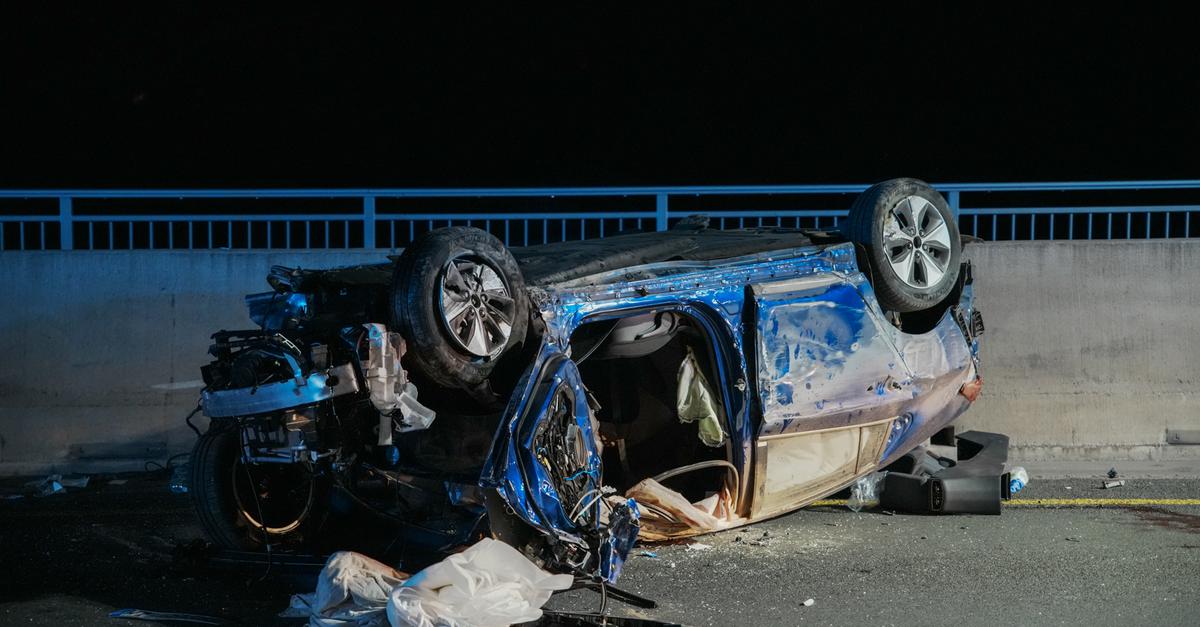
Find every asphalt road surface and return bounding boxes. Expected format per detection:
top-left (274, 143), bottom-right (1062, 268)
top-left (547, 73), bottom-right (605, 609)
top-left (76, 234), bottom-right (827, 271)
top-left (1, 472), bottom-right (1197, 626)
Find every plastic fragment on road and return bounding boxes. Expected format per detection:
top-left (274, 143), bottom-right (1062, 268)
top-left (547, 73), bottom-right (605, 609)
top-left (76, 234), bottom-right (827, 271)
top-left (846, 472), bottom-right (886, 512)
top-left (638, 551), bottom-right (659, 558)
top-left (1008, 466), bottom-right (1028, 495)
top-left (388, 537), bottom-right (573, 627)
top-left (109, 608), bottom-right (229, 625)
top-left (58, 475), bottom-right (90, 488)
top-left (169, 464), bottom-right (189, 494)
top-left (676, 345), bottom-right (727, 447)
top-left (802, 599), bottom-right (815, 607)
top-left (26, 474), bottom-right (66, 496)
top-left (1102, 479), bottom-right (1126, 489)
top-left (284, 551), bottom-right (408, 627)
top-left (685, 542), bottom-right (712, 551)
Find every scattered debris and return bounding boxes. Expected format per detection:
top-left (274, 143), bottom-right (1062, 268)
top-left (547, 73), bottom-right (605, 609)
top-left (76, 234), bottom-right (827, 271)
top-left (1065, 537), bottom-right (1081, 542)
top-left (26, 475), bottom-right (65, 497)
top-left (3, 494), bottom-right (24, 501)
top-left (169, 464), bottom-right (189, 494)
top-left (58, 475), bottom-right (90, 489)
top-left (802, 599), bottom-right (815, 607)
top-left (1107, 467), bottom-right (1119, 479)
top-left (637, 551), bottom-right (659, 558)
top-left (109, 608), bottom-right (229, 625)
top-left (108, 479), bottom-right (129, 486)
top-left (685, 542), bottom-right (713, 552)
top-left (1008, 466), bottom-right (1028, 495)
top-left (846, 472), bottom-right (885, 512)
top-left (1103, 479), bottom-right (1126, 489)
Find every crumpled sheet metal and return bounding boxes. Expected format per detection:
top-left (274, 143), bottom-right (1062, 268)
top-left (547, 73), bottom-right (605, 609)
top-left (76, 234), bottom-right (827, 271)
top-left (480, 347), bottom-right (602, 549)
top-left (754, 270), bottom-right (977, 470)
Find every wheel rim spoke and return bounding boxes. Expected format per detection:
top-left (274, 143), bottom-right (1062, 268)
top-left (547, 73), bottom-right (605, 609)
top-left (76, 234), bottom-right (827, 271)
top-left (917, 249), bottom-right (945, 285)
top-left (888, 246), bottom-right (916, 285)
top-left (438, 255), bottom-right (513, 357)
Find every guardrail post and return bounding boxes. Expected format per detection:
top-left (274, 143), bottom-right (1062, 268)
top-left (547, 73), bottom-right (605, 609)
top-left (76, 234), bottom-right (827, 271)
top-left (655, 193), bottom-right (668, 231)
top-left (362, 196), bottom-right (376, 248)
top-left (58, 196), bottom-right (73, 250)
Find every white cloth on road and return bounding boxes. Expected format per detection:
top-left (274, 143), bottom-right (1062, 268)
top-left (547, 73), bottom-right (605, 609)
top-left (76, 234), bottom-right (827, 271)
top-left (387, 537), bottom-right (574, 627)
top-left (285, 551), bottom-right (408, 627)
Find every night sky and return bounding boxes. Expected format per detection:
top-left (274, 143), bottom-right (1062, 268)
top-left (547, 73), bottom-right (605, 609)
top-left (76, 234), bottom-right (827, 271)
top-left (2, 5), bottom-right (1196, 188)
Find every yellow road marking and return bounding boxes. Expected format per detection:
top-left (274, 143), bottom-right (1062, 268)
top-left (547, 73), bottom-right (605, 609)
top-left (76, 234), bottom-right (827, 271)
top-left (808, 498), bottom-right (1200, 508)
top-left (1005, 498), bottom-right (1200, 507)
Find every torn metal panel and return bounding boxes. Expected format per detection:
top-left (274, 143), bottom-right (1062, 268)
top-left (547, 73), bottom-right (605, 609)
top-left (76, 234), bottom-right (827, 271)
top-left (201, 363), bottom-right (360, 418)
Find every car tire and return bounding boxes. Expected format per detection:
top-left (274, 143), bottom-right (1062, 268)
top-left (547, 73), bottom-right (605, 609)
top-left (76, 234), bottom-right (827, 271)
top-left (846, 178), bottom-right (961, 313)
top-left (189, 424), bottom-right (328, 550)
top-left (391, 227), bottom-right (529, 397)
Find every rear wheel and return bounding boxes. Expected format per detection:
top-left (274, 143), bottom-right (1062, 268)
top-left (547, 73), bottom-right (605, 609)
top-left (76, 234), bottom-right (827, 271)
top-left (189, 425), bottom-right (328, 550)
top-left (846, 178), bottom-right (961, 313)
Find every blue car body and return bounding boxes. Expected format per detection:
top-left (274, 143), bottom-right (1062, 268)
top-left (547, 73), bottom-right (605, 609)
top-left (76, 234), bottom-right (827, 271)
top-left (483, 237), bottom-right (981, 580)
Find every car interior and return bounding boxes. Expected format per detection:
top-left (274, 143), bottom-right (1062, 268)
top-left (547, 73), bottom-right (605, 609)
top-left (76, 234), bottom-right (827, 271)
top-left (570, 310), bottom-right (742, 529)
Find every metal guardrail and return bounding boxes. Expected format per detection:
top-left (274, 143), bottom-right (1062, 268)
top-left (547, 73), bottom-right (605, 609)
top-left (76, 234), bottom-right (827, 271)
top-left (2, 181), bottom-right (1199, 250)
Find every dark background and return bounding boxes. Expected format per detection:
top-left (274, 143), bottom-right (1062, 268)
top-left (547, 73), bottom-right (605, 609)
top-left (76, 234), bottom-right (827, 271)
top-left (1, 5), bottom-right (1196, 188)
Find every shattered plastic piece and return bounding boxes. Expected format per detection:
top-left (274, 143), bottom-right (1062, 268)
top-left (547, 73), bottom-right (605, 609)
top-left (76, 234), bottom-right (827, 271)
top-left (287, 551), bottom-right (407, 627)
top-left (169, 464), bottom-right (189, 494)
top-left (599, 498), bottom-right (642, 583)
top-left (846, 472), bottom-right (886, 512)
top-left (1008, 466), bottom-right (1028, 495)
top-left (1102, 479), bottom-right (1126, 489)
top-left (109, 608), bottom-right (229, 625)
top-left (637, 551), bottom-right (659, 558)
top-left (802, 598), bottom-right (815, 607)
top-left (685, 542), bottom-right (712, 551)
top-left (1107, 467), bottom-right (1119, 479)
top-left (362, 323), bottom-right (436, 442)
top-left (58, 475), bottom-right (90, 489)
top-left (27, 475), bottom-right (66, 496)
top-left (387, 537), bottom-right (573, 627)
top-left (676, 345), bottom-right (726, 447)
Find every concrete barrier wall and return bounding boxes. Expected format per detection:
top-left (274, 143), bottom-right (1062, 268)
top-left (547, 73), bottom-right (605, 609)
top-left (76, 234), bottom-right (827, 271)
top-left (1, 241), bottom-right (1197, 474)
top-left (959, 240), bottom-right (1200, 460)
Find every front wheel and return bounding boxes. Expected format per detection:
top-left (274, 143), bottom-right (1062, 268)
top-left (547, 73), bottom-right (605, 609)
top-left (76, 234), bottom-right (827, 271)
top-left (188, 425), bottom-right (329, 550)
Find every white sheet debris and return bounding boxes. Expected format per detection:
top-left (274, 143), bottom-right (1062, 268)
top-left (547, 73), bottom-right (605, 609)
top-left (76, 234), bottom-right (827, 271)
top-left (285, 551), bottom-right (407, 627)
top-left (285, 539), bottom-right (572, 627)
top-left (388, 538), bottom-right (573, 627)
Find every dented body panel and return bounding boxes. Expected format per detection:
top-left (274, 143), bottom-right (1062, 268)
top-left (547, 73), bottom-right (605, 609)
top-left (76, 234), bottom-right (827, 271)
top-left (194, 227), bottom-right (982, 583)
top-left (485, 239), bottom-right (981, 544)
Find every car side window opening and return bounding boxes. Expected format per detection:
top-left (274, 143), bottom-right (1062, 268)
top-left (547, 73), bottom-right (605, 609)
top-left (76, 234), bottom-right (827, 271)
top-left (570, 311), bottom-right (742, 538)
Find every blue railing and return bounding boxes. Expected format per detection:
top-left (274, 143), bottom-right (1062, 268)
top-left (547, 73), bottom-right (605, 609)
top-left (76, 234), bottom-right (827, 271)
top-left (2, 180), bottom-right (1199, 250)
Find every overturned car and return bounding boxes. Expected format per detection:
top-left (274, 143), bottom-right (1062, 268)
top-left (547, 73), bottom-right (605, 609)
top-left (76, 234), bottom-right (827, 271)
top-left (189, 178), bottom-right (986, 582)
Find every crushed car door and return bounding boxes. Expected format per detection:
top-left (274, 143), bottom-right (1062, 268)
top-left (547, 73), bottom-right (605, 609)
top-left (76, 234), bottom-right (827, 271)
top-left (748, 273), bottom-right (906, 517)
top-left (481, 346), bottom-right (638, 578)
